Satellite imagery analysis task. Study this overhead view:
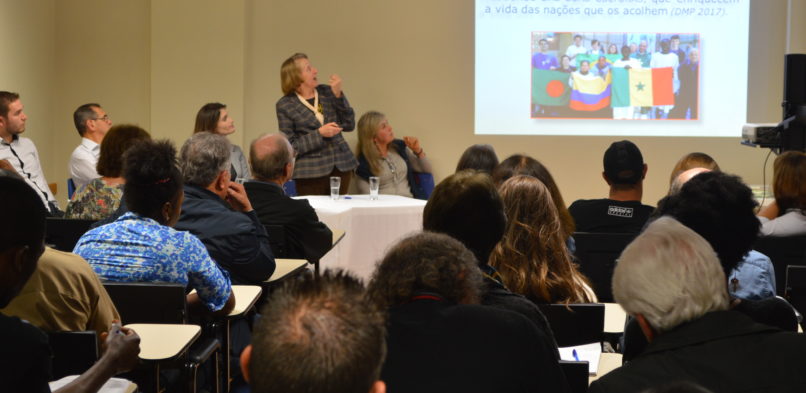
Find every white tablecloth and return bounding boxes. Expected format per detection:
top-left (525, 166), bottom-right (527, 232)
top-left (296, 194), bottom-right (427, 281)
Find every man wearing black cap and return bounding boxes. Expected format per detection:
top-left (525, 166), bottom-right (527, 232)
top-left (568, 140), bottom-right (654, 233)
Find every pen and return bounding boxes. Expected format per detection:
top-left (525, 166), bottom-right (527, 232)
top-left (111, 322), bottom-right (125, 336)
top-left (572, 349), bottom-right (580, 362)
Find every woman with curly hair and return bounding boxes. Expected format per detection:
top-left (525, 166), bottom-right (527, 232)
top-left (490, 175), bottom-right (596, 304)
top-left (367, 231), bottom-right (568, 393)
top-left (74, 139), bottom-right (234, 316)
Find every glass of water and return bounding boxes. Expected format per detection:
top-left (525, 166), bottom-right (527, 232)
top-left (369, 176), bottom-right (380, 200)
top-left (330, 176), bottom-right (341, 200)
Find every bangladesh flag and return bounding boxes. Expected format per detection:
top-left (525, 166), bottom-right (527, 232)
top-left (533, 69), bottom-right (570, 106)
top-left (611, 67), bottom-right (675, 107)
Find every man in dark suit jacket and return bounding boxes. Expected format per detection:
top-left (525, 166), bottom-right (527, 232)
top-left (245, 133), bottom-right (332, 261)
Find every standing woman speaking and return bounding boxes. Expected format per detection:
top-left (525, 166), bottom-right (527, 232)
top-left (276, 53), bottom-right (357, 195)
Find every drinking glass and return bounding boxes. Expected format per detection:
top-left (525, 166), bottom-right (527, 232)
top-left (330, 177), bottom-right (341, 200)
top-left (369, 176), bottom-right (380, 200)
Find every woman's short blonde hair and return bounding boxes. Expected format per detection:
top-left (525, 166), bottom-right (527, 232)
top-left (280, 53), bottom-right (309, 96)
top-left (668, 152), bottom-right (720, 185)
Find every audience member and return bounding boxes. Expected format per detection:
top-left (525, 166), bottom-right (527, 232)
top-left (65, 125), bottom-right (151, 220)
top-left (624, 172), bottom-right (797, 360)
top-left (368, 232), bottom-right (569, 393)
top-left (2, 168), bottom-right (119, 335)
top-left (194, 102), bottom-right (251, 181)
top-left (0, 91), bottom-right (60, 215)
top-left (355, 110), bottom-right (431, 199)
top-left (243, 270), bottom-right (386, 393)
top-left (74, 139), bottom-right (235, 316)
top-left (569, 140), bottom-right (654, 233)
top-left (245, 133), bottom-right (333, 260)
top-left (0, 175), bottom-right (140, 392)
top-left (589, 217), bottom-right (806, 393)
top-left (641, 381), bottom-right (715, 393)
top-left (490, 175), bottom-right (596, 304)
top-left (493, 154), bottom-right (576, 245)
top-left (668, 151), bottom-right (719, 186)
top-left (70, 103), bottom-right (112, 191)
top-left (276, 52), bottom-right (357, 196)
top-left (669, 167), bottom-right (710, 195)
top-left (423, 170), bottom-right (560, 352)
top-left (455, 144), bottom-right (499, 174)
top-left (757, 150), bottom-right (806, 236)
top-left (174, 132), bottom-right (275, 285)
top-left (668, 169), bottom-right (775, 300)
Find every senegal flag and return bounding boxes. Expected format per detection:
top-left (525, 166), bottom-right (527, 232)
top-left (533, 69), bottom-right (570, 106)
top-left (611, 67), bottom-right (675, 107)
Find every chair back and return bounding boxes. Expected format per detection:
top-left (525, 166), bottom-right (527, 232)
top-left (412, 172), bottom-right (434, 200)
top-left (282, 179), bottom-right (297, 197)
top-left (45, 217), bottom-right (97, 252)
top-left (103, 282), bottom-right (188, 324)
top-left (263, 224), bottom-right (288, 258)
top-left (67, 178), bottom-right (76, 199)
top-left (572, 232), bottom-right (637, 303)
top-left (786, 265), bottom-right (806, 321)
top-left (753, 235), bottom-right (806, 296)
top-left (537, 303), bottom-right (605, 347)
top-left (48, 331), bottom-right (99, 380)
top-left (559, 360), bottom-right (589, 393)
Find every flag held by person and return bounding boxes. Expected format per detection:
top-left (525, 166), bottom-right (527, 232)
top-left (612, 67), bottom-right (675, 107)
top-left (533, 69), bottom-right (571, 106)
top-left (569, 72), bottom-right (611, 111)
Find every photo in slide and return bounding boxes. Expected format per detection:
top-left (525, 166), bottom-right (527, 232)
top-left (531, 32), bottom-right (700, 121)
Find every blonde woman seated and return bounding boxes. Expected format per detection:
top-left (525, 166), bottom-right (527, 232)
top-left (355, 111), bottom-right (432, 199)
top-left (489, 175), bottom-right (597, 304)
top-left (65, 125), bottom-right (151, 220)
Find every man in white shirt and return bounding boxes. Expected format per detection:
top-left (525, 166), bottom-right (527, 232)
top-left (0, 91), bottom-right (60, 215)
top-left (565, 34), bottom-right (587, 67)
top-left (70, 103), bottom-right (112, 191)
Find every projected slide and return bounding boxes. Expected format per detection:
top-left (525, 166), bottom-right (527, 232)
top-left (475, 1), bottom-right (749, 137)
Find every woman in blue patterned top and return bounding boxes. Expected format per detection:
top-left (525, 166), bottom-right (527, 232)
top-left (74, 139), bottom-right (235, 315)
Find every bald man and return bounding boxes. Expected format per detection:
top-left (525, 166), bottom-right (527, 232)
top-left (245, 134), bottom-right (332, 261)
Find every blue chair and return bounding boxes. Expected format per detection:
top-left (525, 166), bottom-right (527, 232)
top-left (282, 179), bottom-right (297, 196)
top-left (67, 178), bottom-right (76, 199)
top-left (413, 172), bottom-right (434, 200)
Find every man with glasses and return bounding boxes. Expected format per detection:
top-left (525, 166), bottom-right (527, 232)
top-left (0, 91), bottom-right (61, 216)
top-left (70, 103), bottom-right (112, 191)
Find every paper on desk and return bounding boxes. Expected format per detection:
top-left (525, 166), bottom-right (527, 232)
top-left (49, 376), bottom-right (136, 393)
top-left (558, 342), bottom-right (602, 374)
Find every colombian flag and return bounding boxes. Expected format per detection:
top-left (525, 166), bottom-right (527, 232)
top-left (611, 67), bottom-right (675, 107)
top-left (569, 72), bottom-right (611, 111)
top-left (533, 69), bottom-right (571, 106)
